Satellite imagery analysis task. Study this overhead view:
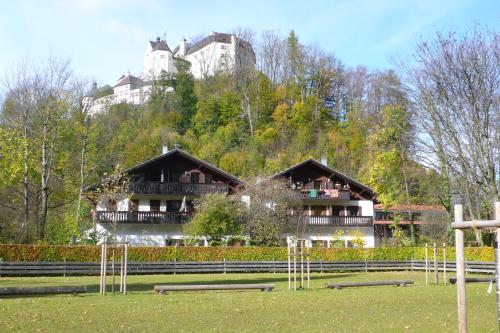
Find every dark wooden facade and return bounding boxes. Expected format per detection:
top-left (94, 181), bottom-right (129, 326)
top-left (272, 159), bottom-right (375, 228)
top-left (95, 148), bottom-right (243, 225)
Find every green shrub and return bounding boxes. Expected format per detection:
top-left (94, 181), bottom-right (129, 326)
top-left (0, 244), bottom-right (494, 262)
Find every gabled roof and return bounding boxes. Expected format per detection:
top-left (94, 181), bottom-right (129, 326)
top-left (374, 204), bottom-right (446, 212)
top-left (114, 74), bottom-right (143, 88)
top-left (126, 148), bottom-right (243, 186)
top-left (184, 32), bottom-right (233, 56)
top-left (272, 159), bottom-right (374, 197)
top-left (150, 39), bottom-right (171, 52)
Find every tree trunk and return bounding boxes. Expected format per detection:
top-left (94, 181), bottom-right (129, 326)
top-left (21, 124), bottom-right (29, 241)
top-left (75, 116), bottom-right (90, 228)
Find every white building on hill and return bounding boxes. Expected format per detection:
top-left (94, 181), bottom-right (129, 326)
top-left (87, 32), bottom-right (255, 114)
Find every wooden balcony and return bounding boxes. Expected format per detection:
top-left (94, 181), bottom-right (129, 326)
top-left (128, 182), bottom-right (229, 196)
top-left (95, 211), bottom-right (191, 224)
top-left (300, 190), bottom-right (351, 200)
top-left (305, 216), bottom-right (373, 227)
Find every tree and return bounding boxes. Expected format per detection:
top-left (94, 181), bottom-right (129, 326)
top-left (240, 178), bottom-right (304, 246)
top-left (420, 211), bottom-right (449, 244)
top-left (173, 58), bottom-right (197, 133)
top-left (405, 29), bottom-right (499, 228)
top-left (184, 193), bottom-right (243, 245)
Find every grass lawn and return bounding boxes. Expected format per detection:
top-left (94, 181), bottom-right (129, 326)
top-left (0, 271), bottom-right (497, 332)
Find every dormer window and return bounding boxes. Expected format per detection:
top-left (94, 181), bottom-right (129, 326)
top-left (191, 172), bottom-right (200, 184)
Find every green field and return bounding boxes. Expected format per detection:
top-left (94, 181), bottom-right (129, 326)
top-left (0, 271), bottom-right (496, 332)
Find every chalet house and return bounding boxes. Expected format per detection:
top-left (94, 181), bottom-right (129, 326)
top-left (92, 147), bottom-right (243, 246)
top-left (272, 159), bottom-right (376, 248)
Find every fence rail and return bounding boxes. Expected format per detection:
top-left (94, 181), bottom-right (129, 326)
top-left (0, 260), bottom-right (495, 277)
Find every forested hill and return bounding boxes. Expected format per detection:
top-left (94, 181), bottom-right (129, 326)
top-left (5, 28), bottom-right (497, 243)
top-left (93, 31), bottom-right (440, 203)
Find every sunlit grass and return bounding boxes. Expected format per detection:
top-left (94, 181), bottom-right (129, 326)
top-left (0, 271), bottom-right (496, 332)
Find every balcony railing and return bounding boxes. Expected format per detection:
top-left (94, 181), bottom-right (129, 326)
top-left (300, 190), bottom-right (351, 200)
top-left (128, 182), bottom-right (229, 195)
top-left (305, 216), bottom-right (373, 227)
top-left (95, 211), bottom-right (192, 224)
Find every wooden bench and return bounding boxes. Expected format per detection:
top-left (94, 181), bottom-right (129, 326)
top-left (154, 283), bottom-right (275, 295)
top-left (449, 277), bottom-right (494, 284)
top-left (326, 280), bottom-right (414, 289)
top-left (0, 286), bottom-right (87, 296)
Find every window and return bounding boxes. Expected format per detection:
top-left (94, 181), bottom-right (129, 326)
top-left (150, 200), bottom-right (161, 212)
top-left (346, 206), bottom-right (360, 216)
top-left (166, 200), bottom-right (181, 212)
top-left (314, 180), bottom-right (321, 190)
top-left (205, 173), bottom-right (213, 184)
top-left (331, 206), bottom-right (343, 216)
top-left (191, 172), bottom-right (200, 183)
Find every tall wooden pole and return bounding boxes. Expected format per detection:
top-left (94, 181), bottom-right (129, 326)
top-left (455, 204), bottom-right (467, 333)
top-left (425, 243), bottom-right (429, 285)
top-left (443, 243), bottom-right (447, 285)
top-left (434, 242), bottom-right (438, 285)
top-left (287, 244), bottom-right (291, 291)
top-left (123, 242), bottom-right (128, 294)
top-left (495, 202), bottom-right (500, 331)
top-left (99, 243), bottom-right (104, 295)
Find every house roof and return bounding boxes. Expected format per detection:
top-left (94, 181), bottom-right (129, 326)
top-left (374, 204), bottom-right (446, 212)
top-left (184, 33), bottom-right (232, 55)
top-left (125, 148), bottom-right (244, 186)
top-left (272, 159), bottom-right (374, 198)
top-left (150, 39), bottom-right (171, 52)
top-left (114, 74), bottom-right (143, 88)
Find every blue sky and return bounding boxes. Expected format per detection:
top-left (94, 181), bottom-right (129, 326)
top-left (0, 0), bottom-right (498, 87)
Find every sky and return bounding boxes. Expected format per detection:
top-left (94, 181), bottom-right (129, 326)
top-left (0, 0), bottom-right (498, 89)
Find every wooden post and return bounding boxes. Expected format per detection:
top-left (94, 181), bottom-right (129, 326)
top-left (455, 204), bottom-right (467, 333)
top-left (443, 243), bottom-right (447, 286)
top-left (425, 243), bottom-right (429, 286)
top-left (123, 242), bottom-right (128, 294)
top-left (99, 243), bottom-right (104, 295)
top-left (287, 244), bottom-right (291, 291)
top-left (434, 242), bottom-right (438, 285)
top-left (306, 245), bottom-right (310, 289)
top-left (495, 202), bottom-right (500, 331)
top-left (293, 242), bottom-right (297, 291)
top-left (300, 240), bottom-right (304, 289)
top-left (120, 244), bottom-right (124, 293)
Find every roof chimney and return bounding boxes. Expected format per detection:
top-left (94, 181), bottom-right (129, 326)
top-left (173, 143), bottom-right (181, 149)
top-left (162, 145), bottom-right (169, 155)
top-left (320, 156), bottom-right (328, 167)
top-left (179, 38), bottom-right (187, 56)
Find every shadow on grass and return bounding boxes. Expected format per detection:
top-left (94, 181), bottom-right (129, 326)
top-left (84, 273), bottom-right (354, 293)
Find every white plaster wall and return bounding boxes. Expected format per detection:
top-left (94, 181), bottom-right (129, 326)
top-left (97, 223), bottom-right (186, 246)
top-left (144, 47), bottom-right (173, 79)
top-left (117, 198), bottom-right (129, 211)
top-left (138, 199), bottom-right (150, 212)
top-left (96, 197), bottom-right (107, 211)
top-left (359, 200), bottom-right (374, 216)
top-left (290, 226), bottom-right (375, 248)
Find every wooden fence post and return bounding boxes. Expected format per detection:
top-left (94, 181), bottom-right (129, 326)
top-left (434, 242), bottom-right (438, 285)
top-left (425, 243), bottom-right (429, 286)
top-left (455, 204), bottom-right (467, 333)
top-left (443, 243), bottom-right (447, 285)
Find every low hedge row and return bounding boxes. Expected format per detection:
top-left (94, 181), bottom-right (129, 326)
top-left (0, 244), bottom-right (495, 262)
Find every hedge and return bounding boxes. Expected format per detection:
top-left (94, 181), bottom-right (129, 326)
top-left (0, 244), bottom-right (494, 262)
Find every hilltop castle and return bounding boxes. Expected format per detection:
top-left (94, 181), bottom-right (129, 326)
top-left (88, 32), bottom-right (255, 114)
